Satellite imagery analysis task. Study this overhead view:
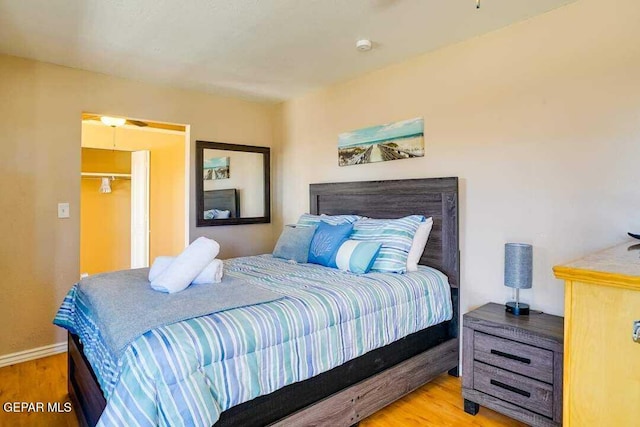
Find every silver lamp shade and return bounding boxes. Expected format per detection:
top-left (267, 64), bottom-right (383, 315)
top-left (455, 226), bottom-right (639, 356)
top-left (504, 243), bottom-right (532, 315)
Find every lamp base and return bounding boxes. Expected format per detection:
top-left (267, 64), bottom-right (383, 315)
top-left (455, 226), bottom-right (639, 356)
top-left (505, 301), bottom-right (530, 316)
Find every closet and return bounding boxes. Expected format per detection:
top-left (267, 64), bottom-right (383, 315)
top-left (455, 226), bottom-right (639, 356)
top-left (80, 148), bottom-right (134, 275)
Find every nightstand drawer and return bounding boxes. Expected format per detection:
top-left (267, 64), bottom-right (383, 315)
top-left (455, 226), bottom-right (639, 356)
top-left (474, 361), bottom-right (553, 419)
top-left (474, 331), bottom-right (553, 383)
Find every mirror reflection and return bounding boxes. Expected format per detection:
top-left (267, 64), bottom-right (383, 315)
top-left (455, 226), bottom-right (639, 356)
top-left (196, 141), bottom-right (270, 226)
top-left (203, 149), bottom-right (264, 219)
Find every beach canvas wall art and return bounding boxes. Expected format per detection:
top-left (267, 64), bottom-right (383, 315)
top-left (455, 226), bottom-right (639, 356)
top-left (338, 118), bottom-right (424, 166)
top-left (203, 156), bottom-right (230, 180)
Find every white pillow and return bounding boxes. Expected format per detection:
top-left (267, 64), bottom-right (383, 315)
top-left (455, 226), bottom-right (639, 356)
top-left (215, 210), bottom-right (231, 219)
top-left (150, 237), bottom-right (220, 293)
top-left (406, 217), bottom-right (433, 272)
top-left (204, 209), bottom-right (231, 219)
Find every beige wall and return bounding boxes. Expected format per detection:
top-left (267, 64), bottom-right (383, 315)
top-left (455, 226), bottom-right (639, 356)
top-left (82, 124), bottom-right (187, 263)
top-left (278, 0), bottom-right (640, 317)
top-left (0, 55), bottom-right (279, 355)
top-left (81, 148), bottom-right (132, 275)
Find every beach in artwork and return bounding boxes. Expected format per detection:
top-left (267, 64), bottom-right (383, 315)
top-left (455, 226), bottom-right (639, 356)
top-left (203, 156), bottom-right (230, 180)
top-left (338, 118), bottom-right (424, 166)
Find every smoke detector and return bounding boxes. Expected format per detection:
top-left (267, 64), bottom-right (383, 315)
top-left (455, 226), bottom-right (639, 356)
top-left (356, 39), bottom-right (372, 52)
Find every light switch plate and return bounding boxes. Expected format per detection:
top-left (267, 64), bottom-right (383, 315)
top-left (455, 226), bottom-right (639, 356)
top-left (58, 202), bottom-right (70, 218)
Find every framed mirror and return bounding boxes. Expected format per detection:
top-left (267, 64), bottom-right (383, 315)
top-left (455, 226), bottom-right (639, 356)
top-left (196, 141), bottom-right (270, 226)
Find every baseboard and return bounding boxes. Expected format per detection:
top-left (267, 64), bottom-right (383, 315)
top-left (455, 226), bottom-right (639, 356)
top-left (0, 341), bottom-right (67, 368)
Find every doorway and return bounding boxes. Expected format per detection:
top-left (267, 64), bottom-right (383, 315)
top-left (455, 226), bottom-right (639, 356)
top-left (80, 114), bottom-right (189, 277)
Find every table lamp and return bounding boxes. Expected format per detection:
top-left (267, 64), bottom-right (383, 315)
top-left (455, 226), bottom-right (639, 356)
top-left (504, 243), bottom-right (532, 315)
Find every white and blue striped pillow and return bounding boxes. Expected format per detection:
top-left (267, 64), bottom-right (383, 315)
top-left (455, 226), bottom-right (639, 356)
top-left (350, 215), bottom-right (425, 274)
top-left (297, 213), bottom-right (362, 227)
top-left (335, 240), bottom-right (382, 274)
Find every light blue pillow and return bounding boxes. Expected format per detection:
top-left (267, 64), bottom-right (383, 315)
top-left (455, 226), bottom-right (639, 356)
top-left (297, 213), bottom-right (362, 227)
top-left (335, 240), bottom-right (382, 274)
top-left (351, 215), bottom-right (425, 274)
top-left (308, 221), bottom-right (354, 267)
top-left (272, 225), bottom-right (317, 263)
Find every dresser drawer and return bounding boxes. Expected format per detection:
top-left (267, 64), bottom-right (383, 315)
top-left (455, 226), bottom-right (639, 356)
top-left (474, 331), bottom-right (553, 383)
top-left (474, 361), bottom-right (554, 419)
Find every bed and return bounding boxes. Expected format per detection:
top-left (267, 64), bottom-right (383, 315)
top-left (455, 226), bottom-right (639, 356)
top-left (203, 188), bottom-right (240, 218)
top-left (63, 177), bottom-right (460, 426)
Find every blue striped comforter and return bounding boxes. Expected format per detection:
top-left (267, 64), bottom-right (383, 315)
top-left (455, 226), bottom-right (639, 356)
top-left (54, 255), bottom-right (452, 426)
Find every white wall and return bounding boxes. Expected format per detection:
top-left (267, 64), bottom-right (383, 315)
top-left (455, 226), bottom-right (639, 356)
top-left (278, 0), bottom-right (640, 317)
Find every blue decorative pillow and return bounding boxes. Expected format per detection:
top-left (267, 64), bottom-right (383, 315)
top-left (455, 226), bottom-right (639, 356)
top-left (297, 213), bottom-right (362, 227)
top-left (335, 240), bottom-right (382, 274)
top-left (308, 221), bottom-right (354, 267)
top-left (351, 215), bottom-right (425, 273)
top-left (272, 225), bottom-right (317, 263)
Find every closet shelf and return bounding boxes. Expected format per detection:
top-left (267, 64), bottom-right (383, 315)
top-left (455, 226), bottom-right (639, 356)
top-left (81, 172), bottom-right (131, 179)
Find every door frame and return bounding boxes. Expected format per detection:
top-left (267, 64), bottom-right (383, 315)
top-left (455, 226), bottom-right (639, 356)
top-left (80, 114), bottom-right (191, 276)
top-left (130, 150), bottom-right (150, 268)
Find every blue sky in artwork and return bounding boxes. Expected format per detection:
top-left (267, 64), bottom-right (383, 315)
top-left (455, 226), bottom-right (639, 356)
top-left (338, 117), bottom-right (424, 148)
top-left (203, 156), bottom-right (229, 169)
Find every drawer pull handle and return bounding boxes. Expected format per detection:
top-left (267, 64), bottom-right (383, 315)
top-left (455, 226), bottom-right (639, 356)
top-left (490, 349), bottom-right (531, 364)
top-left (490, 379), bottom-right (531, 398)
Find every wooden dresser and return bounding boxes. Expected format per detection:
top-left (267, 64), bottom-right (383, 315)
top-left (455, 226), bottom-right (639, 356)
top-left (553, 240), bottom-right (640, 426)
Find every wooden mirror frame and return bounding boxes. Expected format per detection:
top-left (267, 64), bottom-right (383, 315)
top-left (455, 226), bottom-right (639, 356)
top-left (195, 141), bottom-right (270, 227)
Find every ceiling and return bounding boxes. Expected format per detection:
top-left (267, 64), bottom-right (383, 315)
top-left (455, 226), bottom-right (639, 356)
top-left (0, 0), bottom-right (574, 102)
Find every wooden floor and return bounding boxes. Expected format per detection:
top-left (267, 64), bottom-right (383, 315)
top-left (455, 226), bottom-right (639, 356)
top-left (0, 353), bottom-right (78, 427)
top-left (0, 353), bottom-right (525, 426)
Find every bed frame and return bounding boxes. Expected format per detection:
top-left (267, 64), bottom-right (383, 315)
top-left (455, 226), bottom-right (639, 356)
top-left (203, 188), bottom-right (240, 218)
top-left (68, 177), bottom-right (460, 426)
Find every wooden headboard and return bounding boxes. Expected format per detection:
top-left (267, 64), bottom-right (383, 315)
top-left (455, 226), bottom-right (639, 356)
top-left (204, 189), bottom-right (240, 218)
top-left (309, 177), bottom-right (460, 287)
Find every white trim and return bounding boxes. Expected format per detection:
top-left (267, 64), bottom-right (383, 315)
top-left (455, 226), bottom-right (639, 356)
top-left (131, 150), bottom-right (151, 268)
top-left (0, 341), bottom-right (67, 368)
top-left (184, 125), bottom-right (191, 248)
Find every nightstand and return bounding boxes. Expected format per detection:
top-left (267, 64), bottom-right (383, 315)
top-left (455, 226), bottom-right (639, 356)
top-left (462, 303), bottom-right (564, 426)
